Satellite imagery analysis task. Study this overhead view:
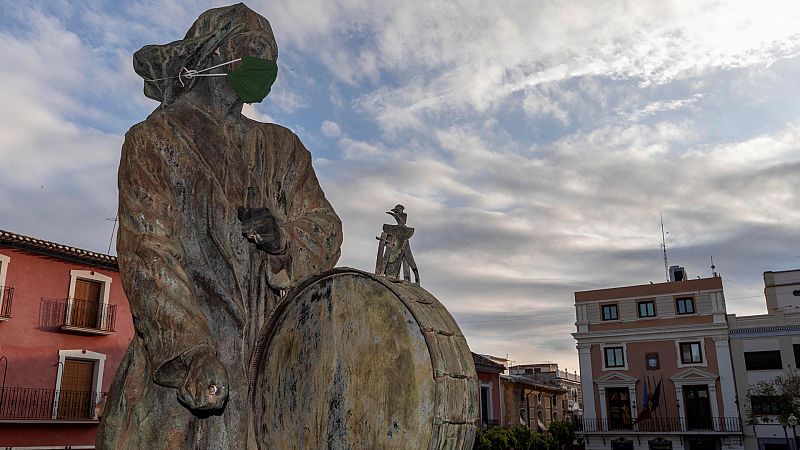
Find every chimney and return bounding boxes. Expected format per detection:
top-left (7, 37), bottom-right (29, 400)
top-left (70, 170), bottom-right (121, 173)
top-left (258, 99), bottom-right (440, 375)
top-left (669, 265), bottom-right (687, 282)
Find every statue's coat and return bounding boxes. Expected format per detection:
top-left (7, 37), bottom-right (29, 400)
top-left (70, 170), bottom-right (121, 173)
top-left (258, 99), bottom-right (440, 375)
top-left (97, 5), bottom-right (342, 449)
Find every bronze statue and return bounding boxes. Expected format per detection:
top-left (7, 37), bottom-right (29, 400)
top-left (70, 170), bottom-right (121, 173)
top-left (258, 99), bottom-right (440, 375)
top-left (375, 205), bottom-right (420, 284)
top-left (98, 4), bottom-right (342, 449)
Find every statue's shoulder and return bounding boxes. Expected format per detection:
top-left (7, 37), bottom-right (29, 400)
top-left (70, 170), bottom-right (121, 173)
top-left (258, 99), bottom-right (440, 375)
top-left (249, 121), bottom-right (298, 140)
top-left (124, 107), bottom-right (202, 148)
top-left (247, 121), bottom-right (310, 156)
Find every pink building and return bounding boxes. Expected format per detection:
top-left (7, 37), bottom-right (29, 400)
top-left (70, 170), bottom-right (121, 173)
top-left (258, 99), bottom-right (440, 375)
top-left (573, 271), bottom-right (742, 450)
top-left (0, 230), bottom-right (134, 449)
top-left (473, 352), bottom-right (505, 428)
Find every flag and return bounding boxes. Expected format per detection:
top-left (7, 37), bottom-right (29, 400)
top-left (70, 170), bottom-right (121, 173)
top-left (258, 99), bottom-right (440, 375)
top-left (651, 379), bottom-right (662, 410)
top-left (636, 382), bottom-right (652, 421)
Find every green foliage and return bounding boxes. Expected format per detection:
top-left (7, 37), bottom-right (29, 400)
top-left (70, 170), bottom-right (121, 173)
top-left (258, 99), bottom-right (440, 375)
top-left (548, 420), bottom-right (576, 450)
top-left (473, 426), bottom-right (559, 450)
top-left (746, 370), bottom-right (800, 426)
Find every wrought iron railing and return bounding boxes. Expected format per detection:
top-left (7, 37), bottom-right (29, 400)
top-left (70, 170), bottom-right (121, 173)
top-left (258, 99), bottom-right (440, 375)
top-left (40, 298), bottom-right (117, 332)
top-left (0, 286), bottom-right (12, 318)
top-left (574, 417), bottom-right (742, 433)
top-left (0, 387), bottom-right (103, 420)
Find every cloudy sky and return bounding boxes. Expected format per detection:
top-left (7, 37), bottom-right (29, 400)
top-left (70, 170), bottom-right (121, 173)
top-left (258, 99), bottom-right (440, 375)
top-left (2, 0), bottom-right (800, 370)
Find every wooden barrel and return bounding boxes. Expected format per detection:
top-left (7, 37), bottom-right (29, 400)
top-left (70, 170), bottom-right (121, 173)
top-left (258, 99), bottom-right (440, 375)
top-left (249, 268), bottom-right (478, 450)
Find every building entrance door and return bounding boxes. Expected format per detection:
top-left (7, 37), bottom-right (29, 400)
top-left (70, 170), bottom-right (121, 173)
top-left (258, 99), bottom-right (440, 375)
top-left (607, 387), bottom-right (632, 430)
top-left (684, 385), bottom-right (712, 430)
top-left (57, 358), bottom-right (95, 419)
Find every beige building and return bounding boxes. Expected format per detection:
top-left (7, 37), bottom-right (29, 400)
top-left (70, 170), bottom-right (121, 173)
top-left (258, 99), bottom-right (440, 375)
top-left (508, 363), bottom-right (582, 418)
top-left (573, 272), bottom-right (743, 450)
top-left (500, 374), bottom-right (567, 431)
top-left (728, 269), bottom-right (800, 450)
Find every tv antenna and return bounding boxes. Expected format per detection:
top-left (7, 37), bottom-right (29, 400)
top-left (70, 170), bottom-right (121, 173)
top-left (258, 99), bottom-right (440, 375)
top-left (660, 212), bottom-right (669, 282)
top-left (106, 215), bottom-right (118, 255)
top-left (710, 256), bottom-right (716, 277)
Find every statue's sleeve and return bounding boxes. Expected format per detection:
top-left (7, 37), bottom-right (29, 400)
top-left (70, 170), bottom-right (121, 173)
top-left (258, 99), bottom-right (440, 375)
top-left (117, 120), bottom-right (216, 387)
top-left (265, 132), bottom-right (343, 289)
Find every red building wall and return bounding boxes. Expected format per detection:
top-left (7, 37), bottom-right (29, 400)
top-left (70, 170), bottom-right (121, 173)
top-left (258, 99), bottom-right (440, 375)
top-left (477, 369), bottom-right (502, 425)
top-left (0, 245), bottom-right (134, 448)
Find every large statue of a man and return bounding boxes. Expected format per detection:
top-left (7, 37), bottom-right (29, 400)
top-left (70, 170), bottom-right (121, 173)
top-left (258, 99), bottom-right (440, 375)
top-left (98, 4), bottom-right (342, 449)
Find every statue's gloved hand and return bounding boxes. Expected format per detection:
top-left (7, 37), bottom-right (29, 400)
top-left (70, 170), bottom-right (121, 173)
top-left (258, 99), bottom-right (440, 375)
top-left (237, 206), bottom-right (285, 254)
top-left (177, 350), bottom-right (229, 412)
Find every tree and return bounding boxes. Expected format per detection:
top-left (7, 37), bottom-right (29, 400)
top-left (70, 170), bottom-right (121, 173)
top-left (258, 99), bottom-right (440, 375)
top-left (745, 370), bottom-right (800, 430)
top-left (548, 420), bottom-right (576, 450)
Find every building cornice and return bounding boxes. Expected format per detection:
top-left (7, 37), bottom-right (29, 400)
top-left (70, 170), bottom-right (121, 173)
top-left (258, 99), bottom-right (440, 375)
top-left (573, 323), bottom-right (729, 344)
top-left (574, 277), bottom-right (723, 303)
top-left (729, 325), bottom-right (800, 339)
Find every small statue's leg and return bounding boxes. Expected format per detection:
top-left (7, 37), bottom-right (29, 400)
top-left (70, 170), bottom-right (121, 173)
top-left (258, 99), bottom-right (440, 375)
top-left (375, 233), bottom-right (388, 275)
top-left (404, 244), bottom-right (420, 284)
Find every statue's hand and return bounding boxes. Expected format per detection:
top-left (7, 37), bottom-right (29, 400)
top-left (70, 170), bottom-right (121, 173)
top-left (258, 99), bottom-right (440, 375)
top-left (237, 206), bottom-right (285, 253)
top-left (177, 351), bottom-right (229, 412)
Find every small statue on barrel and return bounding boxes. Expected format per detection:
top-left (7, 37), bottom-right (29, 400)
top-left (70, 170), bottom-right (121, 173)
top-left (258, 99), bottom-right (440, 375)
top-left (375, 204), bottom-right (420, 284)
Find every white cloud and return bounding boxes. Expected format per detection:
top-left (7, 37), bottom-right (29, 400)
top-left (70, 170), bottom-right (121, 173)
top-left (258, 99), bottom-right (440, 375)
top-left (321, 120), bottom-right (342, 137)
top-left (4, 0), bottom-right (800, 371)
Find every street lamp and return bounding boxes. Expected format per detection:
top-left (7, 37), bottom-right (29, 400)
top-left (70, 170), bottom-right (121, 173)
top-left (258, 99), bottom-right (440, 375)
top-left (789, 414), bottom-right (798, 450)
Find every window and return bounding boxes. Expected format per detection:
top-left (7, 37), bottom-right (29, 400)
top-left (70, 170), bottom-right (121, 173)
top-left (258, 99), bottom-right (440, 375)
top-left (54, 349), bottom-right (106, 420)
top-left (480, 385), bottom-right (492, 426)
top-left (638, 300), bottom-right (656, 318)
top-left (607, 387), bottom-right (632, 429)
top-left (744, 351), bottom-right (783, 371)
top-left (676, 297), bottom-right (695, 314)
top-left (605, 346), bottom-right (625, 368)
top-left (751, 395), bottom-right (781, 415)
top-left (61, 270), bottom-right (115, 333)
top-left (0, 254), bottom-right (10, 319)
top-left (680, 342), bottom-right (703, 364)
top-left (794, 344), bottom-right (800, 368)
top-left (602, 304), bottom-right (619, 321)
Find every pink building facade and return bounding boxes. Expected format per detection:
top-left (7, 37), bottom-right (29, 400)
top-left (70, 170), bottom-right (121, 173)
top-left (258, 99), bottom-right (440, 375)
top-left (0, 230), bottom-right (134, 449)
top-left (573, 274), bottom-right (742, 450)
top-left (473, 352), bottom-right (504, 428)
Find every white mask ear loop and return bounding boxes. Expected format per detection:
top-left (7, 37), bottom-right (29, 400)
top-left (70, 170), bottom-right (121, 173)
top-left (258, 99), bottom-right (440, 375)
top-left (145, 58), bottom-right (242, 87)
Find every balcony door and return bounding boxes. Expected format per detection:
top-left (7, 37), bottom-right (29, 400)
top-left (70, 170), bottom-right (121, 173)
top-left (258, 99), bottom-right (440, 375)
top-left (70, 279), bottom-right (102, 328)
top-left (57, 358), bottom-right (95, 419)
top-left (684, 385), bottom-right (712, 430)
top-left (607, 387), bottom-right (632, 430)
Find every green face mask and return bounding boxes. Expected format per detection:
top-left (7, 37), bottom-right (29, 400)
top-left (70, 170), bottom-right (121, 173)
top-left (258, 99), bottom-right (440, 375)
top-left (226, 56), bottom-right (278, 104)
top-left (148, 55), bottom-right (279, 104)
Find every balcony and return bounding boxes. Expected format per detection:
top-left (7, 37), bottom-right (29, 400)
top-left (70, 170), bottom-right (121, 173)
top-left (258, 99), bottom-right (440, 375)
top-left (0, 387), bottom-right (104, 423)
top-left (0, 285), bottom-right (12, 320)
top-left (574, 417), bottom-right (742, 434)
top-left (40, 298), bottom-right (117, 335)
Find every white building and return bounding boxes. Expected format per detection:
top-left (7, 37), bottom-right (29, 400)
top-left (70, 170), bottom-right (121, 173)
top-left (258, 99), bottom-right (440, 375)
top-left (728, 269), bottom-right (800, 450)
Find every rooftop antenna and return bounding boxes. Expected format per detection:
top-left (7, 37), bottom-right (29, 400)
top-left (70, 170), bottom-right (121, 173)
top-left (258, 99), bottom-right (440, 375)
top-left (106, 215), bottom-right (118, 255)
top-left (660, 212), bottom-right (669, 282)
top-left (710, 256), bottom-right (717, 277)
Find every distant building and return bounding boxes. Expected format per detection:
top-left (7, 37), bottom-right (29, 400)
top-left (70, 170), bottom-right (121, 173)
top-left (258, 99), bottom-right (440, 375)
top-left (500, 374), bottom-right (567, 431)
top-left (508, 363), bottom-right (582, 418)
top-left (473, 353), bottom-right (505, 428)
top-left (728, 269), bottom-right (800, 450)
top-left (0, 230), bottom-right (134, 448)
top-left (573, 271), bottom-right (743, 450)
